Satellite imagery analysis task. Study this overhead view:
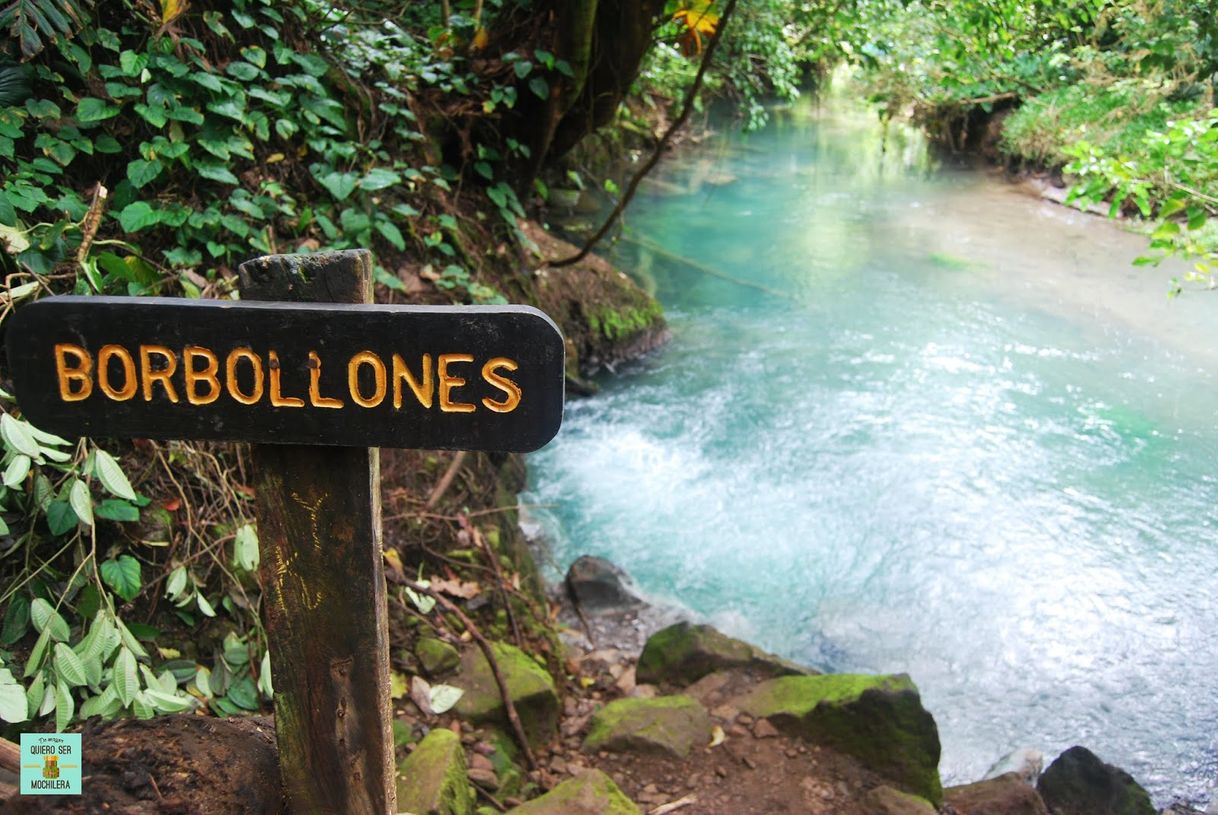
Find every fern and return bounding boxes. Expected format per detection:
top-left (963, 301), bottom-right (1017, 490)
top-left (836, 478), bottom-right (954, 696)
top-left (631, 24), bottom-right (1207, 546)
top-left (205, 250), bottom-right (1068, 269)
top-left (0, 0), bottom-right (86, 60)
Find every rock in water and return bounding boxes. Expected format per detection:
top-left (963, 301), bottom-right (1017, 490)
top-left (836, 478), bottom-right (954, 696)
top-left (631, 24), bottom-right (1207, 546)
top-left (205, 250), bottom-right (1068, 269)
top-left (565, 555), bottom-right (644, 612)
top-left (453, 640), bottom-right (560, 748)
top-left (946, 772), bottom-right (1050, 815)
top-left (582, 695), bottom-right (712, 758)
top-left (984, 748), bottom-right (1044, 784)
top-left (507, 769), bottom-right (641, 815)
top-left (1035, 746), bottom-right (1155, 815)
top-left (635, 622), bottom-right (812, 686)
top-left (395, 728), bottom-right (475, 815)
top-left (735, 673), bottom-right (943, 805)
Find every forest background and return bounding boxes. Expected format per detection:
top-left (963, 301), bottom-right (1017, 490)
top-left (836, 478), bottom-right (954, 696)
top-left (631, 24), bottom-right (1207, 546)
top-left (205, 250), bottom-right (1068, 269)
top-left (0, 0), bottom-right (1214, 737)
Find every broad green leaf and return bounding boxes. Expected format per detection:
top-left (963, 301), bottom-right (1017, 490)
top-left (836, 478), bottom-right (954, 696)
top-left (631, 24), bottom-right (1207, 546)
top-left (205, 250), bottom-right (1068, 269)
top-left (166, 565), bottom-right (188, 600)
top-left (95, 499), bottom-right (139, 522)
top-left (24, 670), bottom-right (43, 718)
top-left (118, 201), bottom-right (160, 233)
top-left (0, 668), bottom-right (27, 723)
top-left (0, 594), bottom-right (30, 646)
top-left (100, 555), bottom-right (142, 602)
top-left (54, 680), bottom-right (73, 732)
top-left (144, 687), bottom-right (194, 713)
top-left (3, 454), bottom-right (30, 488)
top-left (317, 171), bottom-right (358, 201)
top-left (132, 693), bottom-right (154, 719)
top-left (1, 414), bottom-right (39, 458)
top-left (195, 666), bottom-right (212, 698)
top-left (127, 159), bottom-right (164, 188)
top-left (376, 221), bottom-right (405, 251)
top-left (529, 76), bottom-right (549, 100)
top-left (94, 449), bottom-right (136, 500)
top-left (113, 647), bottom-right (138, 707)
top-left (225, 61), bottom-right (260, 81)
top-left (53, 643), bottom-right (87, 687)
top-left (196, 162), bottom-right (239, 185)
top-left (196, 593), bottom-right (215, 617)
top-left (28, 424), bottom-right (70, 447)
top-left (46, 500), bottom-right (78, 536)
top-left (257, 650), bottom-right (272, 698)
top-left (232, 524), bottom-right (258, 572)
top-left (76, 97), bottom-right (121, 123)
top-left (360, 168), bottom-right (401, 191)
top-left (116, 618), bottom-right (147, 659)
top-left (24, 627), bottom-right (50, 677)
top-left (226, 675), bottom-right (258, 710)
top-left (69, 479), bottom-right (93, 527)
top-left (30, 598), bottom-right (69, 642)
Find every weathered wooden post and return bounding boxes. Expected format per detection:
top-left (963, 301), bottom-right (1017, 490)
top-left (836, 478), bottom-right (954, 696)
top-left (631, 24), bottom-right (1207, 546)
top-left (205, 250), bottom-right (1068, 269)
top-left (6, 249), bottom-right (565, 815)
top-left (237, 250), bottom-right (393, 814)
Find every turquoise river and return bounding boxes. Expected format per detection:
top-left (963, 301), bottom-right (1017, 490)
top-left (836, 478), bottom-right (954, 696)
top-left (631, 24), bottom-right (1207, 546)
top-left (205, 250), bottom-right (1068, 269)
top-left (524, 95), bottom-right (1218, 806)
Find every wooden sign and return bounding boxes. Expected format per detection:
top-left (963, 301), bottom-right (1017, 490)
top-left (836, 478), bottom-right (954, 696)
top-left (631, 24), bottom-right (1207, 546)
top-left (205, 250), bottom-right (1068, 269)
top-left (5, 295), bottom-right (564, 452)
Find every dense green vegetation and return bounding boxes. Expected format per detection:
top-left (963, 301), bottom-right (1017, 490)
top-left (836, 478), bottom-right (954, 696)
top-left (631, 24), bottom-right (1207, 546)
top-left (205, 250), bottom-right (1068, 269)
top-left (0, 0), bottom-right (1215, 738)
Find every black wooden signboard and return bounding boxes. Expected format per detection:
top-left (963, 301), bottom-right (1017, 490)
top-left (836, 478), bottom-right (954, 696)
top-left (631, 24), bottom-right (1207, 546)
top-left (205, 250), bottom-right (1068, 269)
top-left (5, 296), bottom-right (564, 452)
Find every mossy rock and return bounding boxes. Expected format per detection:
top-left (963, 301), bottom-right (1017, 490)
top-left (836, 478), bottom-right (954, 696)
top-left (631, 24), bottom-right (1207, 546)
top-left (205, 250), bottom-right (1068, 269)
top-left (947, 772), bottom-right (1050, 815)
top-left (863, 785), bottom-right (938, 815)
top-left (417, 637), bottom-right (461, 677)
top-left (583, 695), bottom-right (711, 758)
top-left (736, 673), bottom-right (942, 805)
top-left (636, 622), bottom-right (812, 686)
top-left (1036, 746), bottom-right (1154, 815)
top-left (454, 641), bottom-right (559, 749)
top-left (506, 769), bottom-right (641, 815)
top-left (395, 728), bottom-right (475, 815)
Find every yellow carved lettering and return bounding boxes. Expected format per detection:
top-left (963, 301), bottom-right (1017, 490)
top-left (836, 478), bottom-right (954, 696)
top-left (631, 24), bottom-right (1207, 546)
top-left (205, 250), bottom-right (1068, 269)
top-left (225, 348), bottom-right (264, 405)
top-left (183, 346), bottom-right (220, 406)
top-left (54, 344), bottom-right (93, 402)
top-left (268, 350), bottom-right (305, 408)
top-left (308, 351), bottom-right (343, 409)
top-left (140, 345), bottom-right (179, 403)
top-left (481, 357), bottom-right (522, 413)
top-left (438, 353), bottom-right (475, 413)
top-left (97, 345), bottom-right (138, 401)
top-left (392, 353), bottom-right (433, 409)
top-left (347, 351), bottom-right (387, 408)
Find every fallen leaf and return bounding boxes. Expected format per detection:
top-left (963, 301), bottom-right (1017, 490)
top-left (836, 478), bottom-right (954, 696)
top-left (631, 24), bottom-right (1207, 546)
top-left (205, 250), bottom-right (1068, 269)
top-left (383, 549), bottom-right (405, 583)
top-left (163, 497), bottom-right (181, 512)
top-left (709, 725), bottom-right (725, 747)
top-left (410, 675), bottom-right (433, 715)
top-left (431, 578), bottom-right (481, 599)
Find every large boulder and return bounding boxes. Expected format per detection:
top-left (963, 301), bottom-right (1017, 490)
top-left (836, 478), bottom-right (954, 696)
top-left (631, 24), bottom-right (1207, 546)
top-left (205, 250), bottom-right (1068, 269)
top-left (946, 772), bottom-right (1050, 815)
top-left (735, 673), bottom-right (942, 805)
top-left (1035, 746), bottom-right (1155, 815)
top-left (416, 636), bottom-right (461, 677)
top-left (583, 695), bottom-right (711, 758)
top-left (863, 785), bottom-right (938, 815)
top-left (454, 641), bottom-right (559, 749)
top-left (507, 769), bottom-right (641, 815)
top-left (565, 555), bottom-right (644, 612)
top-left (636, 622), bottom-right (811, 686)
top-left (395, 728), bottom-right (475, 815)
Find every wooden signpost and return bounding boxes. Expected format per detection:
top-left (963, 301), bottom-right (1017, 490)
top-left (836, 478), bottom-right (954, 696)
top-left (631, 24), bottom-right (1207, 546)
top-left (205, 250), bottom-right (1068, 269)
top-left (3, 250), bottom-right (565, 814)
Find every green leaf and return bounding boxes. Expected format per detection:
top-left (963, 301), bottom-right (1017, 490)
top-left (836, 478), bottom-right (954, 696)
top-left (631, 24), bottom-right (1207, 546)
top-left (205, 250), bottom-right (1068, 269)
top-left (0, 669), bottom-right (27, 723)
top-left (317, 171), bottom-right (358, 201)
top-left (1, 414), bottom-right (39, 458)
top-left (428, 683), bottom-right (464, 714)
top-left (375, 221), bottom-right (406, 251)
top-left (166, 565), bottom-right (188, 600)
top-left (257, 650), bottom-right (272, 698)
top-left (94, 449), bottom-right (136, 500)
top-left (196, 162), bottom-right (240, 185)
top-left (117, 618), bottom-right (148, 659)
top-left (232, 524), bottom-right (258, 572)
top-left (100, 555), bottom-right (142, 602)
top-left (119, 51), bottom-right (147, 76)
top-left (225, 61), bottom-right (260, 81)
top-left (28, 424), bottom-right (70, 447)
top-left (95, 499), bottom-right (140, 522)
top-left (360, 168), bottom-right (401, 191)
top-left (226, 675), bottom-right (258, 710)
top-left (31, 598), bottom-right (70, 642)
top-left (69, 479), bottom-right (93, 528)
top-left (529, 77), bottom-right (549, 100)
top-left (46, 499), bottom-right (78, 536)
top-left (113, 648), bottom-right (138, 707)
top-left (24, 627), bottom-right (51, 677)
top-left (514, 60), bottom-right (532, 79)
top-left (76, 97), bottom-right (121, 123)
top-left (1, 594), bottom-right (30, 646)
top-left (144, 687), bottom-right (194, 713)
top-left (118, 202), bottom-right (160, 233)
top-left (53, 643), bottom-right (87, 687)
top-left (3, 455), bottom-right (30, 488)
top-left (127, 159), bottom-right (164, 188)
top-left (54, 679), bottom-right (73, 731)
top-left (196, 593), bottom-right (215, 617)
